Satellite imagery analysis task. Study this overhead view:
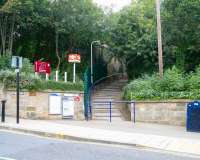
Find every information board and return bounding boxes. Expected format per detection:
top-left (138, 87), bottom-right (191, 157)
top-left (49, 93), bottom-right (62, 114)
top-left (62, 94), bottom-right (75, 118)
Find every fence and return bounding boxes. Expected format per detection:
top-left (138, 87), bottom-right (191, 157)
top-left (93, 100), bottom-right (136, 123)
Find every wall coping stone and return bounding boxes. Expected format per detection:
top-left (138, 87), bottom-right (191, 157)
top-left (135, 100), bottom-right (191, 103)
top-left (6, 89), bottom-right (84, 94)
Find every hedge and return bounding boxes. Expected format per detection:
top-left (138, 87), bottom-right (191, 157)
top-left (0, 70), bottom-right (83, 91)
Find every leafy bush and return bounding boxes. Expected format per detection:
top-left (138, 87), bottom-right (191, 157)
top-left (185, 66), bottom-right (200, 91)
top-left (123, 66), bottom-right (200, 100)
top-left (0, 55), bottom-right (12, 70)
top-left (0, 70), bottom-right (83, 91)
top-left (21, 58), bottom-right (34, 74)
top-left (0, 56), bottom-right (34, 74)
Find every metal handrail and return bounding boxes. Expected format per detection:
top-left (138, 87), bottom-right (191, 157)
top-left (92, 72), bottom-right (125, 86)
top-left (93, 100), bottom-right (135, 104)
top-left (92, 100), bottom-right (136, 123)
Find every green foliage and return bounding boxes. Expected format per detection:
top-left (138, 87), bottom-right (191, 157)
top-left (21, 58), bottom-right (34, 73)
top-left (185, 66), bottom-right (200, 91)
top-left (0, 56), bottom-right (34, 74)
top-left (123, 66), bottom-right (200, 100)
top-left (1, 0), bottom-right (199, 82)
top-left (8, 0), bottom-right (105, 78)
top-left (107, 0), bottom-right (158, 78)
top-left (0, 70), bottom-right (83, 91)
top-left (39, 81), bottom-right (83, 92)
top-left (106, 0), bottom-right (200, 78)
top-left (0, 55), bottom-right (12, 70)
top-left (162, 0), bottom-right (200, 72)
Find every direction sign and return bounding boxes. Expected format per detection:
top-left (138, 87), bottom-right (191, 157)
top-left (11, 56), bottom-right (22, 68)
top-left (68, 54), bottom-right (81, 63)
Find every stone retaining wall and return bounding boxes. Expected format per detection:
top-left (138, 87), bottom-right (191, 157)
top-left (130, 101), bottom-right (190, 126)
top-left (2, 90), bottom-right (84, 120)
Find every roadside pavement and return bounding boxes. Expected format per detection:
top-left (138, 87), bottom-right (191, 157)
top-left (0, 117), bottom-right (200, 156)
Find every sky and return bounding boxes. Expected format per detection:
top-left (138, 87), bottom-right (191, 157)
top-left (93, 0), bottom-right (132, 12)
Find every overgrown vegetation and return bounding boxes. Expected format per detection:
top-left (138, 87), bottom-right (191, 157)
top-left (123, 66), bottom-right (200, 100)
top-left (0, 0), bottom-right (107, 79)
top-left (1, 0), bottom-right (200, 98)
top-left (0, 56), bottom-right (83, 91)
top-left (0, 70), bottom-right (83, 91)
top-left (108, 0), bottom-right (200, 78)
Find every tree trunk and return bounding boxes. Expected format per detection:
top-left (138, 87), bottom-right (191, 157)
top-left (0, 13), bottom-right (7, 56)
top-left (8, 13), bottom-right (15, 55)
top-left (55, 30), bottom-right (60, 70)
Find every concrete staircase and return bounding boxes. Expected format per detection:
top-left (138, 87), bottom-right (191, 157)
top-left (92, 79), bottom-right (127, 121)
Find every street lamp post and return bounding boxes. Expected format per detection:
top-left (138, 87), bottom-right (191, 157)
top-left (91, 40), bottom-right (100, 84)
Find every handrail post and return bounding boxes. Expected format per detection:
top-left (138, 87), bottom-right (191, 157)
top-left (1, 100), bottom-right (6, 123)
top-left (109, 101), bottom-right (112, 122)
top-left (134, 102), bottom-right (136, 123)
top-left (131, 101), bottom-right (136, 124)
top-left (89, 85), bottom-right (93, 120)
top-left (89, 105), bottom-right (92, 120)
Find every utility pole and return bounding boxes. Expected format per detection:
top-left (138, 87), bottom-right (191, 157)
top-left (156, 0), bottom-right (163, 78)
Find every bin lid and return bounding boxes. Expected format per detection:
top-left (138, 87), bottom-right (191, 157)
top-left (188, 101), bottom-right (200, 109)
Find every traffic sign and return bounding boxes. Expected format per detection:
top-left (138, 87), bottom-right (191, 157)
top-left (11, 56), bottom-right (22, 68)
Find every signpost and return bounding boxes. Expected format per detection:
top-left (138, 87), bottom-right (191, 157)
top-left (68, 54), bottom-right (81, 83)
top-left (11, 56), bottom-right (23, 124)
top-left (34, 61), bottom-right (51, 80)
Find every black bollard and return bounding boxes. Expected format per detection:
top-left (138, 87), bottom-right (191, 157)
top-left (1, 100), bottom-right (6, 122)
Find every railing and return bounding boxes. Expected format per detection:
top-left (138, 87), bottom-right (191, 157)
top-left (88, 72), bottom-right (126, 120)
top-left (83, 64), bottom-right (107, 120)
top-left (93, 100), bottom-right (136, 123)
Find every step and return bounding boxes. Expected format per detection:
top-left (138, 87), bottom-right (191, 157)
top-left (93, 108), bottom-right (120, 113)
top-left (93, 113), bottom-right (121, 117)
top-left (94, 93), bottom-right (121, 96)
top-left (92, 97), bottom-right (116, 100)
top-left (98, 89), bottom-right (121, 91)
top-left (93, 106), bottom-right (121, 110)
top-left (91, 79), bottom-right (127, 122)
top-left (92, 103), bottom-right (121, 107)
top-left (93, 116), bottom-right (123, 121)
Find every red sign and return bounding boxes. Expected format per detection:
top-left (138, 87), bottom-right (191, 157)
top-left (74, 96), bottom-right (80, 102)
top-left (34, 61), bottom-right (51, 74)
top-left (68, 54), bottom-right (81, 63)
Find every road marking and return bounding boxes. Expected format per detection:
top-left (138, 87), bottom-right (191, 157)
top-left (0, 157), bottom-right (16, 160)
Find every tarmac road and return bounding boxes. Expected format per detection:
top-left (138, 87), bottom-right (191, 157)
top-left (0, 130), bottom-right (198, 160)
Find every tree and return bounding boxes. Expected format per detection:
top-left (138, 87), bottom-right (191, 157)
top-left (107, 0), bottom-right (158, 78)
top-left (1, 0), bottom-right (106, 80)
top-left (0, 0), bottom-right (16, 56)
top-left (162, 0), bottom-right (200, 72)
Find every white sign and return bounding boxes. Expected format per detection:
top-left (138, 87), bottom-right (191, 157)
top-left (49, 93), bottom-right (62, 114)
top-left (62, 94), bottom-right (75, 118)
top-left (68, 54), bottom-right (81, 63)
top-left (11, 56), bottom-right (22, 68)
